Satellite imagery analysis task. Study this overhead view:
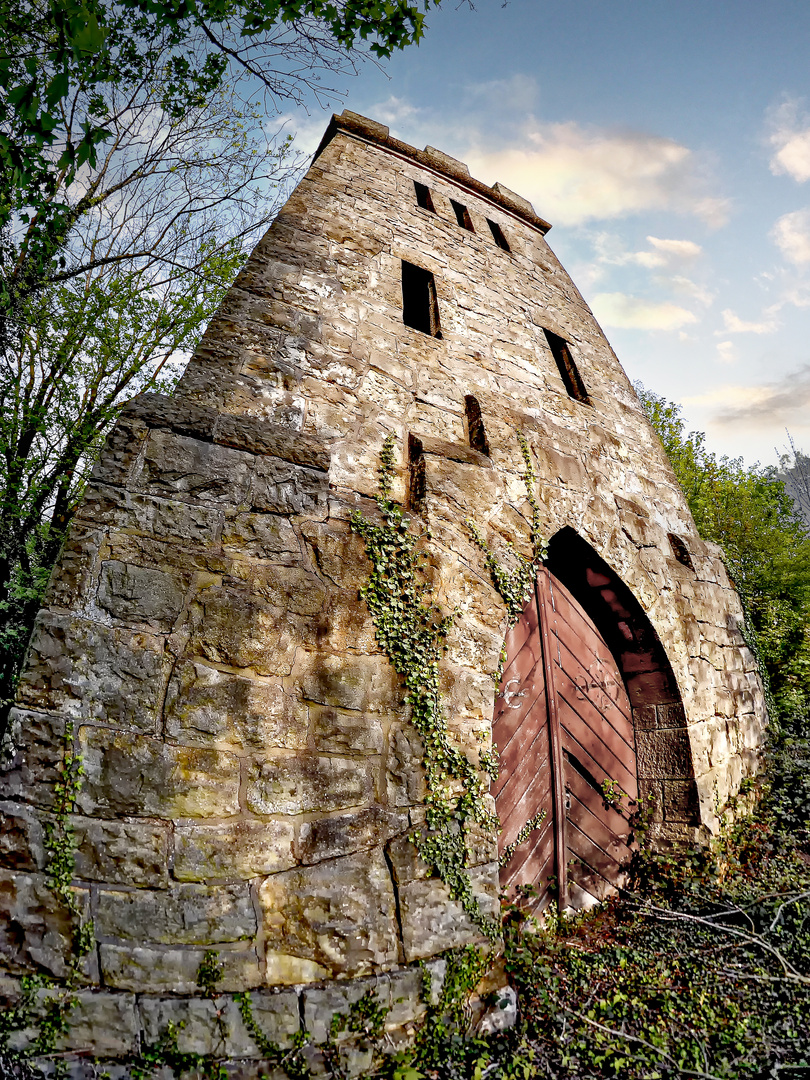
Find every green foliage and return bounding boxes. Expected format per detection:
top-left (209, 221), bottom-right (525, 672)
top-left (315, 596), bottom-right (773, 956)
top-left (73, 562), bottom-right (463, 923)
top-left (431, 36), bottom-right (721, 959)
top-left (637, 383), bottom-right (810, 717)
top-left (351, 433), bottom-right (500, 942)
top-left (499, 811), bottom-right (546, 869)
top-left (234, 991), bottom-right (312, 1080)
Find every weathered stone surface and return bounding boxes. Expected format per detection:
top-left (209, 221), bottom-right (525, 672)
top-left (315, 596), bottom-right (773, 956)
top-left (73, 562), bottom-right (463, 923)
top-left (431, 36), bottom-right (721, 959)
top-left (95, 883), bottom-right (256, 944)
top-left (221, 511), bottom-right (300, 558)
top-left (77, 729), bottom-right (241, 818)
top-left (4, 985), bottom-right (140, 1056)
top-left (96, 560), bottom-right (187, 630)
top-left (80, 483), bottom-right (224, 545)
top-left (397, 864), bottom-right (500, 961)
top-left (0, 709), bottom-right (66, 807)
top-left (18, 613), bottom-right (167, 731)
top-left (99, 943), bottom-right (262, 993)
top-left (302, 976), bottom-right (385, 1043)
top-left (308, 703), bottom-right (384, 754)
top-left (187, 587), bottom-right (298, 676)
top-left (164, 660), bottom-right (303, 750)
top-left (296, 652), bottom-right (399, 713)
top-left (386, 725), bottom-right (426, 807)
top-left (173, 820), bottom-right (296, 880)
top-left (139, 991), bottom-right (300, 1056)
top-left (298, 808), bottom-right (408, 864)
top-left (136, 429), bottom-right (253, 505)
top-left (259, 850), bottom-right (400, 979)
top-left (0, 870), bottom-right (89, 977)
top-left (250, 456), bottom-right (329, 515)
top-left (72, 817), bottom-right (169, 887)
top-left (636, 728), bottom-right (695, 779)
top-left (0, 802), bottom-right (47, 872)
top-left (246, 754), bottom-right (375, 816)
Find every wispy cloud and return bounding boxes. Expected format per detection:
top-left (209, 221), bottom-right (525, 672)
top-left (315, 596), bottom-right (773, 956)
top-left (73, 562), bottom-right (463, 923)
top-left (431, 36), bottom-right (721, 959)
top-left (591, 292), bottom-right (698, 330)
top-left (461, 122), bottom-right (729, 227)
top-left (768, 99), bottom-right (810, 182)
top-left (716, 341), bottom-right (736, 364)
top-left (684, 364), bottom-right (810, 425)
top-left (720, 309), bottom-right (778, 334)
top-left (771, 208), bottom-right (810, 264)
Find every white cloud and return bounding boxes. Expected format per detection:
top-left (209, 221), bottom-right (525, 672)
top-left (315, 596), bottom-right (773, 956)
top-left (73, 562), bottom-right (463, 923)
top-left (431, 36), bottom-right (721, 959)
top-left (369, 95), bottom-right (424, 129)
top-left (683, 365), bottom-right (810, 426)
top-left (768, 99), bottom-right (810, 182)
top-left (716, 340), bottom-right (736, 364)
top-left (771, 208), bottom-right (810, 264)
top-left (462, 122), bottom-right (729, 227)
top-left (590, 292), bottom-right (698, 330)
top-left (720, 309), bottom-right (778, 334)
top-left (669, 276), bottom-right (714, 307)
top-left (646, 236), bottom-right (703, 260)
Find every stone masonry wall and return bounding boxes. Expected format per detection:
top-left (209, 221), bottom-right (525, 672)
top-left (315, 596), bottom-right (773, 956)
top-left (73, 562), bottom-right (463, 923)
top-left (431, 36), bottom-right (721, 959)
top-left (0, 112), bottom-right (768, 1069)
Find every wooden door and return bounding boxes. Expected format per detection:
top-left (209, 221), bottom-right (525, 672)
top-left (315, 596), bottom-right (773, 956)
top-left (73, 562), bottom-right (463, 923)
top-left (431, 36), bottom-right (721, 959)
top-left (493, 566), bottom-right (637, 909)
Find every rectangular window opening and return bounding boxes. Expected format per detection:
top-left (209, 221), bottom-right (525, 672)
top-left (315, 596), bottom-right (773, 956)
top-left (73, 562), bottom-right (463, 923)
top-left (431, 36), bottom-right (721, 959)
top-left (464, 395), bottom-right (490, 456)
top-left (543, 328), bottom-right (590, 404)
top-left (408, 433), bottom-right (426, 510)
top-left (450, 198), bottom-right (475, 232)
top-left (402, 261), bottom-right (442, 337)
top-left (414, 181), bottom-right (436, 212)
top-left (487, 219), bottom-right (510, 251)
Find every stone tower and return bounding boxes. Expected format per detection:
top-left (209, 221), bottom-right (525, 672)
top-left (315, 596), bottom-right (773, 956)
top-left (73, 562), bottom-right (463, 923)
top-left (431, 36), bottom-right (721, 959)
top-left (0, 112), bottom-right (767, 1067)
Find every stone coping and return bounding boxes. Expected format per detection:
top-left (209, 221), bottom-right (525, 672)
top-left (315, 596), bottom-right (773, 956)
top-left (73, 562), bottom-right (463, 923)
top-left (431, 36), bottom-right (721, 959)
top-left (313, 110), bottom-right (553, 235)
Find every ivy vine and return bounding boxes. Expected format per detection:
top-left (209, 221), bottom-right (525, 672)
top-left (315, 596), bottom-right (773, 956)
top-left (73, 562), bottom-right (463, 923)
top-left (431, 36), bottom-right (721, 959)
top-left (350, 434), bottom-right (500, 942)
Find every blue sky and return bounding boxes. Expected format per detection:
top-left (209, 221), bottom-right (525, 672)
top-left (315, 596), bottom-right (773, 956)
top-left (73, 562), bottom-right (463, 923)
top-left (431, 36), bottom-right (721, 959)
top-left (287, 0), bottom-right (810, 467)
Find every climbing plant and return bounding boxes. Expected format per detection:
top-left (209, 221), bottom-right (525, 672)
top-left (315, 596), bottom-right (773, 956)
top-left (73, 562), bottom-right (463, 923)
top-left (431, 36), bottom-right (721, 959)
top-left (350, 433), bottom-right (500, 941)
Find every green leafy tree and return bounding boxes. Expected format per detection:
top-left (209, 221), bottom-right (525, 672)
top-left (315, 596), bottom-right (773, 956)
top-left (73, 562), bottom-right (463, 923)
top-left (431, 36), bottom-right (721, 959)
top-left (637, 383), bottom-right (810, 717)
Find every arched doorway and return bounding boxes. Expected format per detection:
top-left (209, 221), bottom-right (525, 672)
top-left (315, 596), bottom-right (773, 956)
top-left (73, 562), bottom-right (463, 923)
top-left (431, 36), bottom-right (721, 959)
top-left (494, 565), bottom-right (637, 909)
top-left (493, 529), bottom-right (697, 909)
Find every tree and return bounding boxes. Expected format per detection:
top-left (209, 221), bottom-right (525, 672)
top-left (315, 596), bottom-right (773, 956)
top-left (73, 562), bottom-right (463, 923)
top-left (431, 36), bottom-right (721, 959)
top-left (0, 0), bottom-right (455, 718)
top-left (778, 433), bottom-right (810, 530)
top-left (637, 383), bottom-right (810, 717)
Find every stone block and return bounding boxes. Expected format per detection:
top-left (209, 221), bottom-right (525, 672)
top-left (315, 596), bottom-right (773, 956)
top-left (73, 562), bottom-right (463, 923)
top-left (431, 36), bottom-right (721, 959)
top-left (173, 820), bottom-right (296, 881)
top-left (246, 754), bottom-right (375, 816)
top-left (44, 523), bottom-right (102, 610)
top-left (298, 808), bottom-right (408, 865)
top-left (0, 709), bottom-right (67, 808)
top-left (89, 417), bottom-right (149, 486)
top-left (0, 870), bottom-right (88, 978)
top-left (232, 564), bottom-right (328, 617)
top-left (18, 613), bottom-right (167, 732)
top-left (0, 802), bottom-right (47, 872)
top-left (259, 850), bottom-right (400, 980)
top-left (308, 703), bottom-right (384, 755)
top-left (5, 986), bottom-right (140, 1057)
top-left (99, 944), bottom-right (262, 993)
top-left (215, 414), bottom-right (330, 471)
top-left (296, 652), bottom-right (399, 713)
top-left (164, 661), bottom-right (304, 751)
top-left (188, 587), bottom-right (298, 676)
top-left (72, 817), bottom-right (169, 887)
top-left (386, 725), bottom-right (426, 808)
top-left (302, 976), bottom-right (385, 1044)
top-left (635, 728), bottom-right (695, 780)
top-left (397, 863), bottom-right (500, 962)
top-left (221, 512), bottom-right (300, 559)
top-left (95, 883), bottom-right (256, 945)
top-left (300, 520), bottom-right (371, 589)
top-left (77, 729), bottom-right (241, 818)
top-left (96, 560), bottom-right (187, 631)
top-left (136, 429), bottom-right (253, 506)
top-left (251, 457), bottom-right (329, 516)
top-left (662, 780), bottom-right (700, 823)
top-left (80, 483), bottom-right (223, 545)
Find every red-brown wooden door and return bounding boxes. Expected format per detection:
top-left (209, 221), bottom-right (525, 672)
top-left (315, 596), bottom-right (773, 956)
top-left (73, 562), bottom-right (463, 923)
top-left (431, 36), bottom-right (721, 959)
top-left (493, 566), bottom-right (637, 909)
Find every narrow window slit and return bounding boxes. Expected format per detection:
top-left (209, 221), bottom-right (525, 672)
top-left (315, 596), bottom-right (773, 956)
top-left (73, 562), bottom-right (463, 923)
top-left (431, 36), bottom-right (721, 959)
top-left (487, 219), bottom-right (510, 251)
top-left (667, 533), bottom-right (695, 571)
top-left (408, 433), bottom-right (426, 510)
top-left (543, 328), bottom-right (590, 404)
top-left (401, 261), bottom-right (442, 337)
top-left (464, 395), bottom-right (490, 456)
top-left (450, 199), bottom-right (474, 232)
top-left (414, 181), bottom-right (435, 212)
